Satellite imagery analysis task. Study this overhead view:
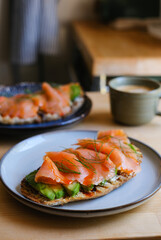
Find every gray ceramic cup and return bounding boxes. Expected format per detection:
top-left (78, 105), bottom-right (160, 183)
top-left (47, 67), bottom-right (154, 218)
top-left (109, 77), bottom-right (161, 125)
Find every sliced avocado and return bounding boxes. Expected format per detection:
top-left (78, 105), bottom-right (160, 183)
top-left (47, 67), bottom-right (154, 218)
top-left (51, 185), bottom-right (65, 199)
top-left (39, 184), bottom-right (56, 200)
top-left (81, 184), bottom-right (94, 192)
top-left (64, 182), bottom-right (80, 196)
top-left (70, 84), bottom-right (81, 101)
top-left (25, 170), bottom-right (39, 189)
top-left (26, 170), bottom-right (55, 200)
top-left (99, 168), bottom-right (118, 186)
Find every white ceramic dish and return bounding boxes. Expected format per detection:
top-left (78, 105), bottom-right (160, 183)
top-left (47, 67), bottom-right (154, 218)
top-left (0, 130), bottom-right (161, 218)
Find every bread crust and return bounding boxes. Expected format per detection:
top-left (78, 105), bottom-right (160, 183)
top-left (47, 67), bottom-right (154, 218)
top-left (21, 173), bottom-right (134, 206)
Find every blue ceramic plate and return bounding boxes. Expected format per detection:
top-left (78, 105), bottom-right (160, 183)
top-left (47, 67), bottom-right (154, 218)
top-left (0, 83), bottom-right (92, 133)
top-left (0, 130), bottom-right (161, 218)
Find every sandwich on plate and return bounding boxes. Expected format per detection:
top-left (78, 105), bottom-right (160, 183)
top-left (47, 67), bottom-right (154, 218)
top-left (0, 82), bottom-right (83, 124)
top-left (21, 129), bottom-right (142, 206)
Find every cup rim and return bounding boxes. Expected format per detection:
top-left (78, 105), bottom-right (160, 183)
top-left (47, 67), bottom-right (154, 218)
top-left (108, 77), bottom-right (161, 95)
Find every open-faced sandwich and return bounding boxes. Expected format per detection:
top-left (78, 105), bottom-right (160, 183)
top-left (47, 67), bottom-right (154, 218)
top-left (0, 82), bottom-right (83, 124)
top-left (21, 129), bottom-right (142, 206)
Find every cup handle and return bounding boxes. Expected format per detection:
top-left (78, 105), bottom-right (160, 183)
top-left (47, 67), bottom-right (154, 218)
top-left (156, 96), bottom-right (161, 116)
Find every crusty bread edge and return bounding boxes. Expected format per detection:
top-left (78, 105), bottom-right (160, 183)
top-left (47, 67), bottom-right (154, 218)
top-left (21, 173), bottom-right (135, 206)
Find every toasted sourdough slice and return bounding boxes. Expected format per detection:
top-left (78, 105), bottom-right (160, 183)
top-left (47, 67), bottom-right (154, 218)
top-left (0, 82), bottom-right (84, 125)
top-left (0, 96), bottom-right (84, 125)
top-left (21, 172), bottom-right (134, 206)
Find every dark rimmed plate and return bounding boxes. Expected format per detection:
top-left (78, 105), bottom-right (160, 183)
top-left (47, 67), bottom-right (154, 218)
top-left (0, 130), bottom-right (161, 218)
top-left (0, 83), bottom-right (92, 134)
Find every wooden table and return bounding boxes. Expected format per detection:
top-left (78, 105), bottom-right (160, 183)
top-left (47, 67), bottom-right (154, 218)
top-left (0, 92), bottom-right (161, 240)
top-left (72, 21), bottom-right (161, 92)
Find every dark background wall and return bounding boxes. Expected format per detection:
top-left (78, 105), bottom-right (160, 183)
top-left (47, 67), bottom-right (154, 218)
top-left (98, 0), bottom-right (160, 23)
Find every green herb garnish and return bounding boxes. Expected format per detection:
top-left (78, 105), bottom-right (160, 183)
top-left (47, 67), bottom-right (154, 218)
top-left (70, 85), bottom-right (81, 101)
top-left (99, 180), bottom-right (107, 186)
top-left (128, 143), bottom-right (137, 153)
top-left (55, 158), bottom-right (81, 174)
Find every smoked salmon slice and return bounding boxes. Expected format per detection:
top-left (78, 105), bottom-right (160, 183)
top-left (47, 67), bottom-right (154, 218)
top-left (76, 138), bottom-right (141, 174)
top-left (35, 156), bottom-right (71, 185)
top-left (35, 149), bottom-right (116, 186)
top-left (42, 82), bottom-right (71, 116)
top-left (65, 148), bottom-right (116, 185)
top-left (97, 129), bottom-right (142, 171)
top-left (44, 151), bottom-right (90, 185)
top-left (97, 129), bottom-right (129, 143)
top-left (0, 96), bottom-right (38, 119)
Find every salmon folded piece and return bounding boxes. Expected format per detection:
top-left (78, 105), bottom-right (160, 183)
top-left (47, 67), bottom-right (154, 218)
top-left (31, 93), bottom-right (47, 109)
top-left (97, 129), bottom-right (130, 143)
top-left (0, 95), bottom-right (39, 119)
top-left (43, 151), bottom-right (90, 185)
top-left (0, 96), bottom-right (12, 116)
top-left (76, 137), bottom-right (141, 174)
top-left (35, 156), bottom-right (70, 185)
top-left (98, 129), bottom-right (142, 165)
top-left (41, 82), bottom-right (71, 116)
top-left (65, 148), bottom-right (116, 185)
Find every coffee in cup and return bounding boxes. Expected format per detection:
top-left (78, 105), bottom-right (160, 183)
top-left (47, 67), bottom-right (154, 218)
top-left (116, 85), bottom-right (154, 93)
top-left (109, 77), bottom-right (161, 125)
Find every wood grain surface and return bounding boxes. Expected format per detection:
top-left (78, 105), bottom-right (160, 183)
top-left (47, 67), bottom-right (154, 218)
top-left (0, 92), bottom-right (161, 240)
top-left (73, 21), bottom-right (161, 76)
